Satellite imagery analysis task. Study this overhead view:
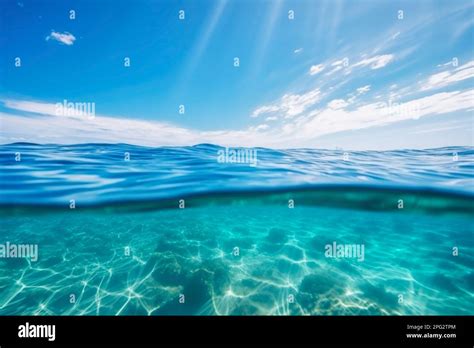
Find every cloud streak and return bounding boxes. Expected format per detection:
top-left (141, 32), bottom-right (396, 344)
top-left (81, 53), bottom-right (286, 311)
top-left (421, 60), bottom-right (474, 91)
top-left (251, 88), bottom-right (322, 119)
top-left (352, 54), bottom-right (394, 70)
top-left (2, 88), bottom-right (472, 148)
top-left (46, 31), bottom-right (76, 45)
top-left (309, 64), bottom-right (325, 75)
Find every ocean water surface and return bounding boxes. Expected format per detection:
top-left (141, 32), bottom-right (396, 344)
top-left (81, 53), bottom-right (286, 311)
top-left (0, 143), bottom-right (472, 315)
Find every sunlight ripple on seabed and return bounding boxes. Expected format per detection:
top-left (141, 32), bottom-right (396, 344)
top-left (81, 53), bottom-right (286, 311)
top-left (0, 196), bottom-right (472, 315)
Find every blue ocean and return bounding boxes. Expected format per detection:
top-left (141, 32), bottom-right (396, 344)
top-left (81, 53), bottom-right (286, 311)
top-left (0, 143), bottom-right (472, 315)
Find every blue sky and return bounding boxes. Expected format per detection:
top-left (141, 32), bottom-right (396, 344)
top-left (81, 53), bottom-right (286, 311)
top-left (0, 0), bottom-right (473, 149)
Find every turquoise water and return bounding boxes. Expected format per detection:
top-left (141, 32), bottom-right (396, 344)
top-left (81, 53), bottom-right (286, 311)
top-left (0, 144), bottom-right (473, 315)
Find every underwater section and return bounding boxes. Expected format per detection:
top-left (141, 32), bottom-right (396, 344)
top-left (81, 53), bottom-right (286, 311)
top-left (0, 187), bottom-right (472, 315)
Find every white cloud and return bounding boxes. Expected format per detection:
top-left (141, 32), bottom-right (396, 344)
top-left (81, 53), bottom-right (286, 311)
top-left (251, 88), bottom-right (321, 120)
top-left (437, 60), bottom-right (455, 67)
top-left (46, 31), bottom-right (76, 45)
top-left (254, 124), bottom-right (269, 131)
top-left (309, 64), bottom-right (325, 75)
top-left (325, 66), bottom-right (342, 76)
top-left (331, 58), bottom-right (347, 66)
top-left (3, 99), bottom-right (94, 120)
top-left (295, 89), bottom-right (474, 141)
top-left (4, 100), bottom-right (58, 115)
top-left (353, 54), bottom-right (394, 70)
top-left (1, 103), bottom-right (199, 146)
top-left (251, 105), bottom-right (279, 117)
top-left (0, 99), bottom-right (271, 147)
top-left (294, 48), bottom-right (303, 54)
top-left (1, 89), bottom-right (472, 148)
top-left (279, 89), bottom-right (322, 118)
top-left (325, 58), bottom-right (349, 76)
top-left (327, 99), bottom-right (348, 110)
top-left (265, 116), bottom-right (278, 121)
top-left (356, 85), bottom-right (371, 94)
top-left (421, 60), bottom-right (474, 91)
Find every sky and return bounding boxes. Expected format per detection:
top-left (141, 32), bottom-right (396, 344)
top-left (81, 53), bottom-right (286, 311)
top-left (0, 0), bottom-right (473, 149)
